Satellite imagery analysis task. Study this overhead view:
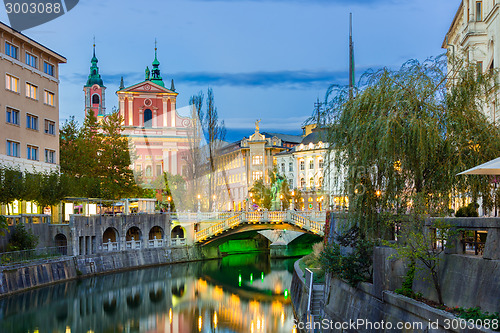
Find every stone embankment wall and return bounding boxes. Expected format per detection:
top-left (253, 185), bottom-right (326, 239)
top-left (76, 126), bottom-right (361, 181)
top-left (291, 247), bottom-right (496, 333)
top-left (0, 245), bottom-right (220, 297)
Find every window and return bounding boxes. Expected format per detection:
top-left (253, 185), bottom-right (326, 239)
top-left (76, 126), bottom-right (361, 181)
top-left (25, 52), bottom-right (37, 68)
top-left (310, 177), bottom-right (315, 187)
top-left (309, 159), bottom-right (314, 169)
top-left (252, 171), bottom-right (263, 181)
top-left (289, 162), bottom-right (293, 172)
top-left (252, 155), bottom-right (263, 165)
top-left (281, 163), bottom-right (285, 173)
top-left (27, 145), bottom-right (38, 160)
top-left (6, 140), bottom-right (20, 157)
top-left (156, 165), bottom-right (162, 176)
top-left (477, 61), bottom-right (483, 74)
top-left (26, 83), bottom-right (38, 99)
top-left (300, 160), bottom-right (305, 171)
top-left (43, 62), bottom-right (54, 76)
top-left (6, 107), bottom-right (19, 125)
top-left (6, 74), bottom-right (19, 92)
top-left (5, 42), bottom-right (18, 59)
top-left (44, 90), bottom-right (54, 106)
top-left (92, 94), bottom-right (100, 104)
top-left (26, 114), bottom-right (38, 130)
top-left (476, 1), bottom-right (482, 21)
top-left (300, 178), bottom-right (306, 188)
top-left (289, 179), bottom-right (293, 188)
top-left (319, 159), bottom-right (324, 169)
top-left (45, 149), bottom-right (55, 163)
top-left (44, 119), bottom-right (55, 135)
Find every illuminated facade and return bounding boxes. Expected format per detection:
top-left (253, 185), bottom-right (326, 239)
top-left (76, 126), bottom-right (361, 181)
top-left (83, 46), bottom-right (193, 183)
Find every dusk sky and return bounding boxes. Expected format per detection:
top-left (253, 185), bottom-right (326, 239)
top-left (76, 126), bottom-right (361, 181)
top-left (1, 0), bottom-right (459, 141)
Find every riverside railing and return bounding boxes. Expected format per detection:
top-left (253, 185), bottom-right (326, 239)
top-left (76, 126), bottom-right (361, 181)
top-left (0, 246), bottom-right (68, 265)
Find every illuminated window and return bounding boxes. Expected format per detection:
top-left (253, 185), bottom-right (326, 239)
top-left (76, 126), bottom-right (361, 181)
top-left (309, 159), bottom-right (314, 169)
top-left (252, 155), bottom-right (263, 165)
top-left (300, 178), bottom-right (305, 188)
top-left (44, 91), bottom-right (54, 106)
top-left (6, 74), bottom-right (19, 92)
top-left (252, 171), bottom-right (263, 181)
top-left (319, 159), bottom-right (324, 169)
top-left (26, 82), bottom-right (38, 99)
top-left (300, 160), bottom-right (305, 171)
top-left (289, 162), bottom-right (293, 172)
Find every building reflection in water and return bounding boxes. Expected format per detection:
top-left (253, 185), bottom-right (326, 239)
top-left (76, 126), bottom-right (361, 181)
top-left (0, 254), bottom-right (297, 333)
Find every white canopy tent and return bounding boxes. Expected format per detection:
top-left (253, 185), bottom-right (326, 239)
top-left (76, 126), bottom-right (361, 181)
top-left (458, 157), bottom-right (500, 175)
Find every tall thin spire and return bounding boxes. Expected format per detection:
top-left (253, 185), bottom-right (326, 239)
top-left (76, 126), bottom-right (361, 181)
top-left (349, 13), bottom-right (355, 99)
top-left (150, 38), bottom-right (164, 87)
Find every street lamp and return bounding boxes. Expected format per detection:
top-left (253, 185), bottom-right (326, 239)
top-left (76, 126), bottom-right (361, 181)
top-left (291, 190), bottom-right (295, 211)
top-left (197, 194), bottom-right (201, 212)
top-left (167, 196), bottom-right (171, 212)
top-left (280, 194), bottom-right (284, 211)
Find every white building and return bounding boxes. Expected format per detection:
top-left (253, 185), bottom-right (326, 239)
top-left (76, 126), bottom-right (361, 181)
top-left (444, 0), bottom-right (500, 122)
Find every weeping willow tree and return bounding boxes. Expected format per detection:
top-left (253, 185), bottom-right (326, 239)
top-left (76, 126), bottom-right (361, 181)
top-left (322, 56), bottom-right (500, 237)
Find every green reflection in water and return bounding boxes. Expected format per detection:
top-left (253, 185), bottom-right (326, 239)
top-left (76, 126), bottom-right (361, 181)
top-left (0, 253), bottom-right (299, 333)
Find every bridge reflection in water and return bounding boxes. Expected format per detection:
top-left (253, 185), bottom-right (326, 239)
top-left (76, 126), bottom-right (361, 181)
top-left (0, 253), bottom-right (297, 333)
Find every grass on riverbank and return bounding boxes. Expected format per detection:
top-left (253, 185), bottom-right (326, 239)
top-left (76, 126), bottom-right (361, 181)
top-left (299, 242), bottom-right (325, 284)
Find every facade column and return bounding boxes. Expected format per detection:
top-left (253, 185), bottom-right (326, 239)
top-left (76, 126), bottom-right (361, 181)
top-left (153, 110), bottom-right (157, 128)
top-left (127, 96), bottom-right (134, 126)
top-left (171, 98), bottom-right (176, 127)
top-left (139, 110), bottom-right (143, 127)
top-left (162, 98), bottom-right (168, 127)
top-left (171, 149), bottom-right (178, 175)
top-left (119, 97), bottom-right (125, 125)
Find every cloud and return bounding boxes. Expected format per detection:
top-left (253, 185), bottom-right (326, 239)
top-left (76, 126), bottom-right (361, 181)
top-left (172, 70), bottom-right (351, 88)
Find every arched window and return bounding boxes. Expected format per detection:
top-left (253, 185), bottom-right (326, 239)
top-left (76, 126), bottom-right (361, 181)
top-left (300, 178), bottom-right (306, 188)
top-left (146, 166), bottom-right (152, 177)
top-left (92, 94), bottom-right (100, 105)
top-left (144, 109), bottom-right (152, 127)
top-left (309, 177), bottom-right (314, 187)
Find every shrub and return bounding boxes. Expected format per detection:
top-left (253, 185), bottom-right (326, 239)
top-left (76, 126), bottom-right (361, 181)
top-left (456, 203), bottom-right (479, 217)
top-left (7, 224), bottom-right (38, 251)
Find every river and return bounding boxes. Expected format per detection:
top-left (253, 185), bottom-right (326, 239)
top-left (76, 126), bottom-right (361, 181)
top-left (0, 253), bottom-right (298, 333)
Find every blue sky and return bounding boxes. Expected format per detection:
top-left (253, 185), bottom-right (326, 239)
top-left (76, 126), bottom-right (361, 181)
top-left (1, 0), bottom-right (459, 141)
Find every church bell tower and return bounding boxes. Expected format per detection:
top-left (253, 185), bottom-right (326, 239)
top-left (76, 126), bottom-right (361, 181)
top-left (83, 42), bottom-right (106, 121)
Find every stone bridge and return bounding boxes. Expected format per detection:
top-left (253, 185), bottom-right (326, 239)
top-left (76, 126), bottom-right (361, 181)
top-left (192, 211), bottom-right (326, 244)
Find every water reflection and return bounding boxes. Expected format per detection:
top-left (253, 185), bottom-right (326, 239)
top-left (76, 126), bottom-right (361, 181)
top-left (0, 253), bottom-right (297, 333)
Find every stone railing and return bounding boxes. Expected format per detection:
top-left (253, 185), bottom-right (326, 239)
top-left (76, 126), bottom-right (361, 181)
top-left (4, 214), bottom-right (52, 225)
top-left (170, 238), bottom-right (186, 246)
top-left (102, 242), bottom-right (119, 252)
top-left (195, 211), bottom-right (325, 242)
top-left (148, 239), bottom-right (164, 248)
top-left (125, 240), bottom-right (142, 250)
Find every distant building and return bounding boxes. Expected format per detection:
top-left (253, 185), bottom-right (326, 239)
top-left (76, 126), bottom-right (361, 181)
top-left (209, 123), bottom-right (297, 211)
top-left (275, 125), bottom-right (345, 211)
top-left (83, 45), bottom-right (194, 183)
top-left (444, 0), bottom-right (500, 122)
top-left (0, 21), bottom-right (66, 173)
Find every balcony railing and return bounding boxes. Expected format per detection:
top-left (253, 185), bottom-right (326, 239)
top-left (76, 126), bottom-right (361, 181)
top-left (0, 246), bottom-right (68, 265)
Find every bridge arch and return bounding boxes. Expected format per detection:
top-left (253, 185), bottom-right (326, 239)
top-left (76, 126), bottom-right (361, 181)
top-left (171, 225), bottom-right (185, 239)
top-left (126, 226), bottom-right (142, 241)
top-left (149, 226), bottom-right (164, 240)
top-left (103, 227), bottom-right (119, 243)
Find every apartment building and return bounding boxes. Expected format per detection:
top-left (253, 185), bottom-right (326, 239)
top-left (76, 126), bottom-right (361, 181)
top-left (0, 21), bottom-right (66, 173)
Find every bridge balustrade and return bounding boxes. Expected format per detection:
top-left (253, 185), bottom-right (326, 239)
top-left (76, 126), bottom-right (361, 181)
top-left (125, 240), bottom-right (142, 250)
top-left (103, 242), bottom-right (119, 252)
top-left (148, 239), bottom-right (164, 248)
top-left (171, 238), bottom-right (186, 246)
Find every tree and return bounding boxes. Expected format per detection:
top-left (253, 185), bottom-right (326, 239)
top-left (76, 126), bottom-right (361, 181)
top-left (0, 166), bottom-right (23, 214)
top-left (60, 111), bottom-right (141, 199)
top-left (250, 169), bottom-right (292, 210)
top-left (322, 56), bottom-right (500, 237)
top-left (390, 219), bottom-right (457, 304)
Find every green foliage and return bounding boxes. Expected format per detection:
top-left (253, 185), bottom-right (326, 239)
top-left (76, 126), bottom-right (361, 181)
top-left (319, 227), bottom-right (375, 287)
top-left (455, 203), bottom-right (479, 217)
top-left (394, 261), bottom-right (422, 299)
top-left (60, 112), bottom-right (141, 199)
top-left (0, 216), bottom-right (7, 236)
top-left (320, 56), bottom-right (500, 236)
top-left (7, 224), bottom-right (38, 251)
top-left (250, 168), bottom-right (292, 210)
top-left (452, 307), bottom-right (500, 330)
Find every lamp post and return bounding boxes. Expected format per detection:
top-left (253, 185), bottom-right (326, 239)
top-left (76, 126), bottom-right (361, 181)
top-left (280, 194), bottom-right (284, 211)
top-left (212, 195), bottom-right (216, 212)
top-left (249, 192), bottom-right (253, 211)
top-left (197, 194), bottom-right (201, 212)
top-left (167, 196), bottom-right (171, 212)
top-left (291, 190), bottom-right (295, 211)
